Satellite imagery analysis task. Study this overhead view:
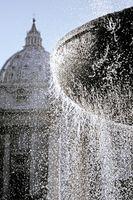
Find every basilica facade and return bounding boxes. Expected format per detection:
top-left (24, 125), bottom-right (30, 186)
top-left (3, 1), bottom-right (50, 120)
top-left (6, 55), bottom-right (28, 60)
top-left (0, 19), bottom-right (52, 200)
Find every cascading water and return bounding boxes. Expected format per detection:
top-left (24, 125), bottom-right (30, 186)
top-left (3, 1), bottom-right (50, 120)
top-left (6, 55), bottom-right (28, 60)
top-left (47, 79), bottom-right (132, 200)
top-left (48, 74), bottom-right (132, 200)
top-left (49, 6), bottom-right (133, 200)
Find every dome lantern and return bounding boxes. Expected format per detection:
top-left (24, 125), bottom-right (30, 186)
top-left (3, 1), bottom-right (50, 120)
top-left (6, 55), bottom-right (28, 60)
top-left (25, 18), bottom-right (43, 48)
top-left (0, 18), bottom-right (50, 110)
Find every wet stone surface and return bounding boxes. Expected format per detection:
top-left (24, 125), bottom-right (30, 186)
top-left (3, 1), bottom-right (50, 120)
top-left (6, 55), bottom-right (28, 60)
top-left (53, 7), bottom-right (133, 125)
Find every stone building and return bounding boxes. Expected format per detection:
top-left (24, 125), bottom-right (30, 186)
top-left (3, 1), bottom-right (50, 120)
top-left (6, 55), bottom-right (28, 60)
top-left (0, 19), bottom-right (51, 200)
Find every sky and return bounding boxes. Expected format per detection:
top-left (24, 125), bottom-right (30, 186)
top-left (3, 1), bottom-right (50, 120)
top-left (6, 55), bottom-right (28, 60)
top-left (0, 0), bottom-right (133, 68)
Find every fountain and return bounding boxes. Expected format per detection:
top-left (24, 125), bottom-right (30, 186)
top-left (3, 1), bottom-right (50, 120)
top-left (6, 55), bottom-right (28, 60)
top-left (50, 7), bottom-right (133, 200)
top-left (52, 7), bottom-right (133, 125)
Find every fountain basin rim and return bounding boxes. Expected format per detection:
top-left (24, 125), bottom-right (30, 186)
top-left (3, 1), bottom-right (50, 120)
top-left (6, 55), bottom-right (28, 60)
top-left (54, 6), bottom-right (133, 52)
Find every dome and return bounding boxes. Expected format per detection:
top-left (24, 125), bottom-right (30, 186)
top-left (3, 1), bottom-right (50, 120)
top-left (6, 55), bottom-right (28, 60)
top-left (0, 19), bottom-right (50, 111)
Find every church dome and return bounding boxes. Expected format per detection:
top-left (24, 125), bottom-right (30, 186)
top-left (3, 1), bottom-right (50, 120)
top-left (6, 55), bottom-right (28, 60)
top-left (0, 19), bottom-right (50, 111)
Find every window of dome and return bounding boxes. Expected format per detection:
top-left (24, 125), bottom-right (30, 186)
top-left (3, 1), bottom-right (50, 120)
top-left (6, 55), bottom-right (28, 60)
top-left (39, 65), bottom-right (42, 71)
top-left (15, 54), bottom-right (21, 59)
top-left (10, 73), bottom-right (13, 79)
top-left (23, 65), bottom-right (29, 68)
